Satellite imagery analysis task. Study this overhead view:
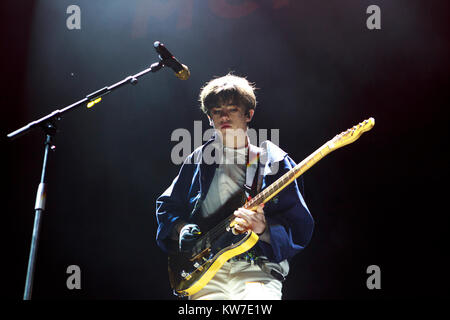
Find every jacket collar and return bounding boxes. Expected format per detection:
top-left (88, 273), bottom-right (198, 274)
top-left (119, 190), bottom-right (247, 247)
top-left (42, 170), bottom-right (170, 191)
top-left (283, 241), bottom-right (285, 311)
top-left (200, 130), bottom-right (286, 162)
top-left (200, 130), bottom-right (287, 177)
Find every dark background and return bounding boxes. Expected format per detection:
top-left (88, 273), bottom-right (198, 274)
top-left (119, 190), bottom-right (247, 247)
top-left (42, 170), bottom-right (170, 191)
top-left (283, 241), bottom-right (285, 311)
top-left (1, 0), bottom-right (449, 300)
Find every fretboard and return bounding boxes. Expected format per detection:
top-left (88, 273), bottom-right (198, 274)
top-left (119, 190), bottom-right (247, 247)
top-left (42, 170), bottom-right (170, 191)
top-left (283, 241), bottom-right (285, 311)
top-left (243, 141), bottom-right (332, 210)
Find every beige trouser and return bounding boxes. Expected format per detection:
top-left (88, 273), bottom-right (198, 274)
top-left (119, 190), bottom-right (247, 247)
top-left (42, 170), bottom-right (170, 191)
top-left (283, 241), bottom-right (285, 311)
top-left (189, 260), bottom-right (283, 300)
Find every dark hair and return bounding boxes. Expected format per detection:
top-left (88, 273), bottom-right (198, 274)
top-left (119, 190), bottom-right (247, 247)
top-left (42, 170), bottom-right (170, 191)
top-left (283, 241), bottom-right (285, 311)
top-left (199, 73), bottom-right (257, 115)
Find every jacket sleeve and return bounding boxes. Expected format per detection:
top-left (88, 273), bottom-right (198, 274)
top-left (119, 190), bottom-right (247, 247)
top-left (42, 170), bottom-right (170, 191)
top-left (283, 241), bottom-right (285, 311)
top-left (257, 156), bottom-right (315, 263)
top-left (155, 155), bottom-right (195, 252)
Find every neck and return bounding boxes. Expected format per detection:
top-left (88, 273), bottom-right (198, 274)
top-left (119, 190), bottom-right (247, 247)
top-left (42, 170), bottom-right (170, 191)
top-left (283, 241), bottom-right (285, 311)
top-left (223, 131), bottom-right (248, 149)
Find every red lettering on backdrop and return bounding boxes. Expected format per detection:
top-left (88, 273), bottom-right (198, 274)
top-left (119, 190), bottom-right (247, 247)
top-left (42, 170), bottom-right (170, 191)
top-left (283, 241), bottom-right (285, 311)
top-left (273, 0), bottom-right (290, 9)
top-left (208, 0), bottom-right (260, 19)
top-left (131, 0), bottom-right (178, 38)
top-left (177, 0), bottom-right (194, 29)
top-left (131, 0), bottom-right (290, 37)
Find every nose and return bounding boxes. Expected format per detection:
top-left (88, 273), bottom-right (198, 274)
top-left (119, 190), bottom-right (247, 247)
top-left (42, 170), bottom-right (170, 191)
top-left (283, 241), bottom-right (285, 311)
top-left (219, 109), bottom-right (230, 121)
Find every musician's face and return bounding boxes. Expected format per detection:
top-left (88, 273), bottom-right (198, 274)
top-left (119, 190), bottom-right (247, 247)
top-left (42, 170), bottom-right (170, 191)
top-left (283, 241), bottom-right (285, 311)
top-left (208, 103), bottom-right (254, 147)
top-left (208, 103), bottom-right (255, 148)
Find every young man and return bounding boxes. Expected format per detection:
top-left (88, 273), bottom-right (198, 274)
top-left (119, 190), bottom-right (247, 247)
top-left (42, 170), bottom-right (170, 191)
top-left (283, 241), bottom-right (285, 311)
top-left (156, 74), bottom-right (314, 300)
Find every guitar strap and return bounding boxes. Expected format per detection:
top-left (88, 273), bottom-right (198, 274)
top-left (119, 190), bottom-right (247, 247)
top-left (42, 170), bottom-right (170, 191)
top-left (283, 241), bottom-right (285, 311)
top-left (243, 144), bottom-right (263, 200)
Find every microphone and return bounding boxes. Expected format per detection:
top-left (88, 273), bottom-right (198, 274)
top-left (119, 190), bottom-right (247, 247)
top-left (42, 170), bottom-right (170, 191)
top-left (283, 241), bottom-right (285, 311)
top-left (153, 41), bottom-right (190, 80)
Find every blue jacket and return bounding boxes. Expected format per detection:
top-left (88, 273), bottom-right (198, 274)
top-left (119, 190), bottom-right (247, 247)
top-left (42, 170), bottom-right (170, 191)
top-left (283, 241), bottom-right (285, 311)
top-left (155, 137), bottom-right (314, 263)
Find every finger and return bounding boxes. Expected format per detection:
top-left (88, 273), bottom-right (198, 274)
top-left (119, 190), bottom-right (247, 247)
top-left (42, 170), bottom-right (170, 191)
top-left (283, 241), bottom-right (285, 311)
top-left (232, 219), bottom-right (248, 234)
top-left (232, 224), bottom-right (245, 235)
top-left (242, 207), bottom-right (263, 220)
top-left (256, 204), bottom-right (265, 214)
top-left (229, 217), bottom-right (246, 229)
top-left (234, 217), bottom-right (249, 228)
top-left (241, 207), bottom-right (256, 215)
top-left (234, 209), bottom-right (250, 221)
top-left (235, 208), bottom-right (256, 220)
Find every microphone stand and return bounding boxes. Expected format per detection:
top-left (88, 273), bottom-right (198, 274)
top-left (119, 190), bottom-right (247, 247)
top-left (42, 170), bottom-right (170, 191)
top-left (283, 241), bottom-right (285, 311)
top-left (8, 58), bottom-right (168, 300)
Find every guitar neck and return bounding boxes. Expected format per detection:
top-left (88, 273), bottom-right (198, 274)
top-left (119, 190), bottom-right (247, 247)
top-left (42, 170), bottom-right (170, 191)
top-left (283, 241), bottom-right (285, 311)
top-left (197, 117), bottom-right (374, 245)
top-left (244, 141), bottom-right (333, 210)
top-left (243, 117), bottom-right (375, 211)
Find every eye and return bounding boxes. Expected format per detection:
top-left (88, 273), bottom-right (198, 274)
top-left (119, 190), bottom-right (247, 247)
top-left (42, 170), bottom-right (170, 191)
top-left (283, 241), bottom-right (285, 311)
top-left (211, 109), bottom-right (221, 115)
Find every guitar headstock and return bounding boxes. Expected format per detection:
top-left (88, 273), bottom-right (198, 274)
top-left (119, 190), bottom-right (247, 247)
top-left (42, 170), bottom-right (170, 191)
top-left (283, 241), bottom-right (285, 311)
top-left (328, 117), bottom-right (375, 151)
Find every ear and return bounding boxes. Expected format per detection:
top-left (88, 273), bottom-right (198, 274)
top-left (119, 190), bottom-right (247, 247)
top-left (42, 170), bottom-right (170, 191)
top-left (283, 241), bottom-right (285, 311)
top-left (246, 109), bottom-right (255, 123)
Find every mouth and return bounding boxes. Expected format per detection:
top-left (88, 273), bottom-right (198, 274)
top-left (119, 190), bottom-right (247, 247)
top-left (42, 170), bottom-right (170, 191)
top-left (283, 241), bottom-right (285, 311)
top-left (220, 124), bottom-right (231, 129)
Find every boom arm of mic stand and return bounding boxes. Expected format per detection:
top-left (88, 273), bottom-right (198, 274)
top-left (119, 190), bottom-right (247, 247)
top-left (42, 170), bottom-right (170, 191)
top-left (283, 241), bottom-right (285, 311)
top-left (7, 61), bottom-right (164, 140)
top-left (8, 59), bottom-right (163, 300)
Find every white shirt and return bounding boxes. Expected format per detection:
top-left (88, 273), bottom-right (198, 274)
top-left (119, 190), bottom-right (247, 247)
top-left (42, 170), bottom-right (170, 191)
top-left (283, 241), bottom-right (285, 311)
top-left (200, 146), bottom-right (248, 218)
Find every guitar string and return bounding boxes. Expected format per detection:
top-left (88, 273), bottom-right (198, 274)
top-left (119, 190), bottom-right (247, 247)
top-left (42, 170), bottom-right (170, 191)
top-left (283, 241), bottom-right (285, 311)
top-left (193, 168), bottom-right (298, 253)
top-left (198, 177), bottom-right (281, 243)
top-left (196, 198), bottom-right (258, 245)
top-left (200, 167), bottom-right (298, 243)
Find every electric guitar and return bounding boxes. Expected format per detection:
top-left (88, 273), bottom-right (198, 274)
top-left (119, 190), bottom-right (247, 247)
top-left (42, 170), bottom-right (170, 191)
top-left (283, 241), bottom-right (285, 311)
top-left (168, 117), bottom-right (375, 297)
